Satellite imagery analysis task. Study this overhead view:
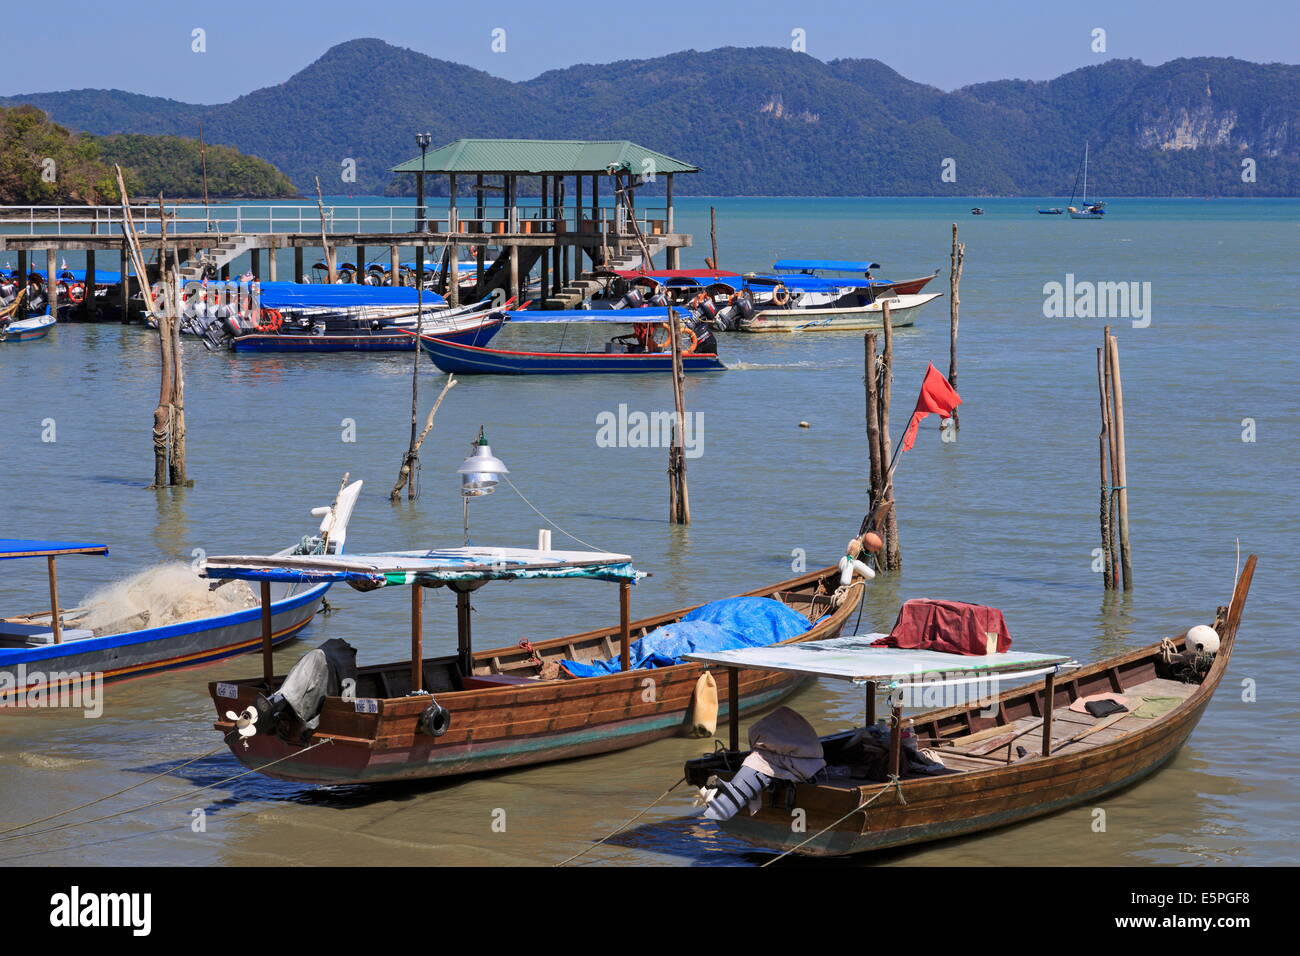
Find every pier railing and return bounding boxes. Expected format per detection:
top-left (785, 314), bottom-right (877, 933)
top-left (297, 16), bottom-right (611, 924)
top-left (0, 204), bottom-right (674, 238)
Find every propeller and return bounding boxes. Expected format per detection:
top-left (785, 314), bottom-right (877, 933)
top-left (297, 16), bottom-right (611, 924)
top-left (225, 706), bottom-right (259, 739)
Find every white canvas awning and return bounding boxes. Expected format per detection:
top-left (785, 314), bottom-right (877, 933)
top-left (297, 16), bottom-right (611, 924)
top-left (685, 634), bottom-right (1076, 688)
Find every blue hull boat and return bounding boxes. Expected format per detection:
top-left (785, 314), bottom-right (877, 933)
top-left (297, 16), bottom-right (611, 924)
top-left (1, 313), bottom-right (55, 342)
top-left (420, 335), bottom-right (725, 374)
top-left (0, 479), bottom-right (362, 702)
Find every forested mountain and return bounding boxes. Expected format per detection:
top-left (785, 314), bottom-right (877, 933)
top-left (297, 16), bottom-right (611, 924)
top-left (4, 39), bottom-right (1297, 197)
top-left (0, 105), bottom-right (297, 203)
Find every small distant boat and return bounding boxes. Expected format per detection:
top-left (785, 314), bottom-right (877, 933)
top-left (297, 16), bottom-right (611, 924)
top-left (0, 312), bottom-right (55, 342)
top-left (970, 207), bottom-right (984, 216)
top-left (1, 479), bottom-right (362, 700)
top-left (1067, 143), bottom-right (1107, 219)
top-left (420, 308), bottom-right (725, 374)
top-left (1037, 208), bottom-right (1064, 215)
top-left (731, 260), bottom-right (940, 333)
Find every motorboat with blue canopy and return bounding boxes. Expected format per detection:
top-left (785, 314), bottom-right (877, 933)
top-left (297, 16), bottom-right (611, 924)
top-left (1, 480), bottom-right (363, 702)
top-left (200, 532), bottom-right (872, 785)
top-left (418, 306), bottom-right (725, 374)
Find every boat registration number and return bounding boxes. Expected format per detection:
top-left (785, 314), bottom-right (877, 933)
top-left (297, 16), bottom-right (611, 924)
top-left (215, 683), bottom-right (239, 699)
top-left (354, 698), bottom-right (379, 713)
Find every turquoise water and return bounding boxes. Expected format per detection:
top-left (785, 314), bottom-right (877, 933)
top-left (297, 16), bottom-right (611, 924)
top-left (1, 197), bottom-right (1296, 866)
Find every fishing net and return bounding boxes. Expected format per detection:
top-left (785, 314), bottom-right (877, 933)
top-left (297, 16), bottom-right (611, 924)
top-left (70, 562), bottom-right (258, 636)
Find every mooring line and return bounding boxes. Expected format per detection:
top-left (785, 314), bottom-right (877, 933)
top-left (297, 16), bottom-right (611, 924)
top-left (0, 735), bottom-right (237, 836)
top-left (555, 776), bottom-right (686, 867)
top-left (760, 774), bottom-right (905, 866)
top-left (0, 737), bottom-right (333, 845)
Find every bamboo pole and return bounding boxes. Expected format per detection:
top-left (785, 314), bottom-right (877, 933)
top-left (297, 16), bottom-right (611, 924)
top-left (411, 584), bottom-right (424, 692)
top-left (158, 195), bottom-right (187, 485)
top-left (864, 332), bottom-right (885, 530)
top-left (1103, 330), bottom-right (1122, 589)
top-left (315, 177), bottom-right (336, 284)
top-left (1095, 346), bottom-right (1115, 589)
top-left (619, 582), bottom-right (631, 671)
top-left (1107, 331), bottom-right (1133, 589)
top-left (948, 223), bottom-right (964, 434)
top-left (46, 556), bottom-right (61, 644)
top-left (667, 308), bottom-right (690, 524)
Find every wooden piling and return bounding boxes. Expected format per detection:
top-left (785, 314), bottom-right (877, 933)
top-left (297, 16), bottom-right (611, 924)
top-left (948, 223), bottom-right (965, 433)
top-left (864, 331), bottom-right (885, 526)
top-left (1106, 330), bottom-right (1133, 589)
top-left (879, 300), bottom-right (900, 570)
top-left (293, 246), bottom-right (304, 284)
top-left (45, 249), bottom-right (58, 321)
top-left (1095, 346), bottom-right (1115, 589)
top-left (708, 206), bottom-right (719, 270)
top-left (356, 245), bottom-right (365, 284)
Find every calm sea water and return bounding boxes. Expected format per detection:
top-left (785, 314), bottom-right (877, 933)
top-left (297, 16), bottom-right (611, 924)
top-left (1, 197), bottom-right (1296, 867)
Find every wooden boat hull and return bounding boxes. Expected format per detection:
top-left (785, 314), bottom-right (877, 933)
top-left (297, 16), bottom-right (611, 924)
top-left (420, 336), bottom-right (726, 374)
top-left (0, 581), bottom-right (327, 699)
top-left (209, 569), bottom-right (864, 784)
top-left (686, 560), bottom-right (1253, 857)
top-left (739, 293), bottom-right (939, 333)
top-left (879, 272), bottom-right (939, 296)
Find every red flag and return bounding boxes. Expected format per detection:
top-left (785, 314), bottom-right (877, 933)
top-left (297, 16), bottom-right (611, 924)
top-left (901, 363), bottom-right (962, 451)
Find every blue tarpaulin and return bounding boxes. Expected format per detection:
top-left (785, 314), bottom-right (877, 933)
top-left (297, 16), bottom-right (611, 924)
top-left (180, 281), bottom-right (447, 309)
top-left (559, 596), bottom-right (812, 676)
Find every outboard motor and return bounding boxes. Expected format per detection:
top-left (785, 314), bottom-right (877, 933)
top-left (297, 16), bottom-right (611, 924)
top-left (613, 287), bottom-right (645, 310)
top-left (694, 296), bottom-right (719, 326)
top-left (229, 639), bottom-right (358, 741)
top-left (648, 292), bottom-right (669, 307)
top-left (684, 313), bottom-right (718, 354)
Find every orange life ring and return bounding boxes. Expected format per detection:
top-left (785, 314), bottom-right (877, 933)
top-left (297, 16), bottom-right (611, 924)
top-left (255, 308), bottom-right (283, 333)
top-left (68, 283), bottom-right (86, 304)
top-left (649, 322), bottom-right (699, 353)
top-left (772, 285), bottom-right (791, 307)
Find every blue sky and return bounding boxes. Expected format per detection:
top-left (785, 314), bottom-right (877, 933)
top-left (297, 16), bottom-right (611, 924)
top-left (3, 0), bottom-right (1295, 102)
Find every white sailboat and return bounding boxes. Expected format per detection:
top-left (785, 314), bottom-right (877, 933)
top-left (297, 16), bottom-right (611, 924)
top-left (1068, 143), bottom-right (1107, 219)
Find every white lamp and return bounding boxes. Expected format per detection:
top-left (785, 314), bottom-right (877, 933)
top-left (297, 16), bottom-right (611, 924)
top-left (458, 427), bottom-right (508, 544)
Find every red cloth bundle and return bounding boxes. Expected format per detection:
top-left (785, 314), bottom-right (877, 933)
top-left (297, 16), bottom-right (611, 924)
top-left (873, 599), bottom-right (1012, 656)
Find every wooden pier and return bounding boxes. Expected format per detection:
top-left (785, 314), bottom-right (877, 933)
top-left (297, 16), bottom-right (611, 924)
top-left (0, 138), bottom-right (698, 316)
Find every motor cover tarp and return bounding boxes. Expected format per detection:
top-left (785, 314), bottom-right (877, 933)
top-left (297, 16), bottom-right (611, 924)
top-left (873, 599), bottom-right (1012, 656)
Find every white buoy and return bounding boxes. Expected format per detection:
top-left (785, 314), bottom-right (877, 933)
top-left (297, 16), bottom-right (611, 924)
top-left (1186, 624), bottom-right (1220, 655)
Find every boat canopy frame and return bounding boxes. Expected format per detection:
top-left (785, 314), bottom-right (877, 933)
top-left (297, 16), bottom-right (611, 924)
top-left (1, 539), bottom-right (108, 645)
top-left (202, 547), bottom-right (645, 692)
top-left (686, 633), bottom-right (1078, 777)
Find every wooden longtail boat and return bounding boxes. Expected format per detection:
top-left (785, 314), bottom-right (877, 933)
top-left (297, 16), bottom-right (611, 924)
top-left (683, 556), bottom-right (1255, 858)
top-left (202, 549), bottom-right (865, 785)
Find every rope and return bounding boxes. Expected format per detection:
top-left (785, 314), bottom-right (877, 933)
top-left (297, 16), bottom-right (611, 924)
top-left (0, 736), bottom-right (236, 836)
top-left (0, 737), bottom-right (333, 845)
top-left (555, 776), bottom-right (686, 866)
top-left (501, 474), bottom-right (607, 552)
top-left (760, 774), bottom-right (906, 867)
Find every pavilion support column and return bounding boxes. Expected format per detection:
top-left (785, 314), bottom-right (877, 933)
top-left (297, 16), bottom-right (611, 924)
top-left (509, 244), bottom-right (520, 305)
top-left (356, 245), bottom-right (366, 284)
top-left (575, 174), bottom-right (584, 278)
top-left (46, 249), bottom-right (58, 319)
top-left (267, 245), bottom-right (278, 281)
top-left (251, 248), bottom-right (261, 280)
top-left (475, 174), bottom-right (486, 284)
top-left (84, 249), bottom-right (96, 315)
top-left (448, 173), bottom-right (458, 234)
top-left (666, 172), bottom-right (674, 235)
top-left (294, 246), bottom-right (304, 283)
top-left (118, 245), bottom-right (129, 319)
top-left (390, 245), bottom-right (400, 286)
top-left (539, 176), bottom-right (550, 299)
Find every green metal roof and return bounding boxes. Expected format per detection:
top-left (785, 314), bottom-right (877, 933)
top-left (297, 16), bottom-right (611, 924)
top-left (391, 139), bottom-right (699, 176)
